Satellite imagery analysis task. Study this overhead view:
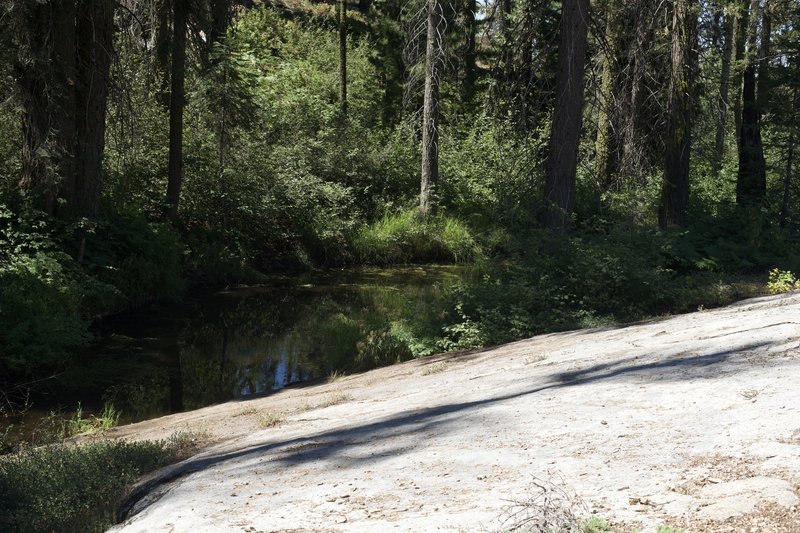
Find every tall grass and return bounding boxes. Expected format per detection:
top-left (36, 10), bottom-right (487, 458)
top-left (353, 210), bottom-right (480, 265)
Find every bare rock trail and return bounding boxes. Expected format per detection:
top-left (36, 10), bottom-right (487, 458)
top-left (109, 292), bottom-right (800, 532)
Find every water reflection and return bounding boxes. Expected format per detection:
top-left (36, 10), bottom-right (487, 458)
top-left (74, 266), bottom-right (462, 424)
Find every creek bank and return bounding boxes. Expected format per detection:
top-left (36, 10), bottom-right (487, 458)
top-left (5, 265), bottom-right (465, 445)
top-left (108, 292), bottom-right (800, 532)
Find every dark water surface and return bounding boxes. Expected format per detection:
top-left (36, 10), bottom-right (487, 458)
top-left (27, 266), bottom-right (465, 429)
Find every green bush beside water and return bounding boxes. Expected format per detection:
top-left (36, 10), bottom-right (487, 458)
top-left (0, 438), bottom-right (191, 533)
top-left (0, 204), bottom-right (186, 381)
top-left (432, 223), bottom-right (799, 352)
top-left (353, 210), bottom-right (480, 265)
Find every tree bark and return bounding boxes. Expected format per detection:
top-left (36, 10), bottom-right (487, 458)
top-left (779, 88), bottom-right (797, 228)
top-left (595, 0), bottom-right (622, 190)
top-left (736, 0), bottom-right (766, 205)
top-left (659, 0), bottom-right (696, 228)
top-left (420, 0), bottom-right (444, 217)
top-left (165, 0), bottom-right (187, 223)
top-left (339, 0), bottom-right (348, 117)
top-left (462, 0), bottom-right (477, 102)
top-left (543, 0), bottom-right (590, 233)
top-left (756, 0), bottom-right (770, 112)
top-left (74, 0), bottom-right (114, 219)
top-left (712, 4), bottom-right (734, 176)
top-left (619, 1), bottom-right (650, 180)
top-left (732, 0), bottom-right (748, 142)
top-left (17, 0), bottom-right (77, 217)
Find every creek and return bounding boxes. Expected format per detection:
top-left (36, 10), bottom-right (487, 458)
top-left (11, 265), bottom-right (466, 437)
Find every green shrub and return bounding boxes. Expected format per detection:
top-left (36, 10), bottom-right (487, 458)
top-left (768, 268), bottom-right (799, 294)
top-left (580, 516), bottom-right (611, 532)
top-left (0, 206), bottom-right (95, 376)
top-left (439, 115), bottom-right (543, 227)
top-left (353, 210), bottom-right (480, 265)
top-left (433, 224), bottom-right (778, 352)
top-left (83, 215), bottom-right (184, 306)
top-left (0, 439), bottom-right (180, 532)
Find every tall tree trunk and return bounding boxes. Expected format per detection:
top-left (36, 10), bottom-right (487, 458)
top-left (736, 0), bottom-right (766, 205)
top-left (17, 0), bottom-right (77, 217)
top-left (462, 0), bottom-right (477, 102)
top-left (732, 0), bottom-right (748, 142)
top-left (543, 0), bottom-right (590, 232)
top-left (165, 0), bottom-right (187, 223)
top-left (74, 0), bottom-right (114, 219)
top-left (595, 0), bottom-right (621, 190)
top-left (494, 0), bottom-right (513, 112)
top-left (420, 0), bottom-right (444, 217)
top-left (659, 0), bottom-right (696, 228)
top-left (756, 0), bottom-right (770, 112)
top-left (339, 0), bottom-right (348, 117)
top-left (712, 4), bottom-right (735, 176)
top-left (779, 88), bottom-right (797, 228)
top-left (620, 2), bottom-right (649, 180)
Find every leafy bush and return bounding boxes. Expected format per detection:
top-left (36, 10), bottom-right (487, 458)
top-left (434, 224), bottom-right (781, 352)
top-left (0, 204), bottom-right (184, 380)
top-left (0, 439), bottom-right (181, 532)
top-left (83, 214), bottom-right (184, 306)
top-left (768, 268), bottom-right (799, 294)
top-left (439, 115), bottom-right (543, 227)
top-left (0, 206), bottom-right (95, 376)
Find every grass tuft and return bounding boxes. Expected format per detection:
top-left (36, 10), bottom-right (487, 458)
top-left (353, 210), bottom-right (479, 265)
top-left (316, 393), bottom-right (353, 408)
top-left (257, 412), bottom-right (285, 428)
top-left (298, 393), bottom-right (353, 412)
top-left (421, 361), bottom-right (449, 375)
top-left (65, 403), bottom-right (120, 437)
top-left (580, 515), bottom-right (611, 532)
top-left (656, 526), bottom-right (685, 533)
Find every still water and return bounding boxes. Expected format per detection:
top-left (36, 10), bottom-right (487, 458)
top-left (49, 265), bottom-right (464, 425)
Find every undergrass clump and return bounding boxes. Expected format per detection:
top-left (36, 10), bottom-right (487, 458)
top-left (64, 403), bottom-right (120, 437)
top-left (297, 392), bottom-right (353, 412)
top-left (580, 516), bottom-right (611, 532)
top-left (317, 392), bottom-right (352, 408)
top-left (257, 412), bottom-right (285, 428)
top-left (0, 439), bottom-right (183, 533)
top-left (421, 360), bottom-right (449, 375)
top-left (353, 210), bottom-right (479, 265)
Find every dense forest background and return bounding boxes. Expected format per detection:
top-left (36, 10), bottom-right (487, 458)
top-left (1, 0), bottom-right (799, 407)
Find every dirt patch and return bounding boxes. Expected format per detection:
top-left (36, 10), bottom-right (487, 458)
top-left (109, 292), bottom-right (800, 532)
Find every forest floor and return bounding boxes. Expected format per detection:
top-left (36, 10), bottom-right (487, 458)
top-left (106, 292), bottom-right (800, 533)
